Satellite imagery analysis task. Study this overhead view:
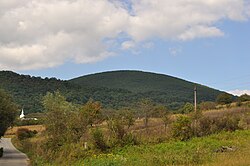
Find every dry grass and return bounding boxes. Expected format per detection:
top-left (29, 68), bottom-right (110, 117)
top-left (203, 107), bottom-right (250, 118)
top-left (5, 125), bottom-right (45, 137)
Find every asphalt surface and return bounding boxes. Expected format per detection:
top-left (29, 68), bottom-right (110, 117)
top-left (0, 138), bottom-right (29, 166)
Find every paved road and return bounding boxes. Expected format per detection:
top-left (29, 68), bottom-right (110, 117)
top-left (0, 138), bottom-right (29, 166)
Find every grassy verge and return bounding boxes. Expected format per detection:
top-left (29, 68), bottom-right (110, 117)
top-left (74, 130), bottom-right (250, 166)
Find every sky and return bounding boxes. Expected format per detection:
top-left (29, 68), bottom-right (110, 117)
top-left (0, 0), bottom-right (250, 96)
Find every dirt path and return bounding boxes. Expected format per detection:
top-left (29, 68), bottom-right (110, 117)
top-left (0, 138), bottom-right (29, 166)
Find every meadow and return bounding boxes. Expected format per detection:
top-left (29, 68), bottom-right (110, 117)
top-left (8, 102), bottom-right (250, 166)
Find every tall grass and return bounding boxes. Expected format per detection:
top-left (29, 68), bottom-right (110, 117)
top-left (76, 130), bottom-right (250, 166)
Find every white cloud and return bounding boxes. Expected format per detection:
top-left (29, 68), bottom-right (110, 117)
top-left (178, 26), bottom-right (224, 41)
top-left (228, 89), bottom-right (250, 96)
top-left (0, 0), bottom-right (129, 70)
top-left (0, 0), bottom-right (249, 70)
top-left (121, 40), bottom-right (136, 50)
top-left (127, 0), bottom-right (248, 41)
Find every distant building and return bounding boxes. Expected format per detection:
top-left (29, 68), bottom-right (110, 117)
top-left (19, 109), bottom-right (38, 121)
top-left (20, 109), bottom-right (25, 119)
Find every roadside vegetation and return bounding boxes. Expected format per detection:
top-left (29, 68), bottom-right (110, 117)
top-left (0, 88), bottom-right (18, 138)
top-left (9, 91), bottom-right (250, 165)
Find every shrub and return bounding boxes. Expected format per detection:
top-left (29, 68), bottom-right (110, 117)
top-left (171, 116), bottom-right (193, 141)
top-left (199, 101), bottom-right (216, 110)
top-left (107, 119), bottom-right (137, 146)
top-left (91, 128), bottom-right (108, 151)
top-left (197, 114), bottom-right (242, 136)
top-left (16, 128), bottom-right (37, 140)
top-left (122, 133), bottom-right (138, 146)
top-left (108, 119), bottom-right (126, 142)
top-left (0, 147), bottom-right (3, 157)
top-left (179, 103), bottom-right (194, 114)
top-left (197, 116), bottom-right (213, 136)
top-left (214, 115), bottom-right (240, 132)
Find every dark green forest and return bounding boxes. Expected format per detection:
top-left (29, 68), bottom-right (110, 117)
top-left (0, 70), bottom-right (227, 114)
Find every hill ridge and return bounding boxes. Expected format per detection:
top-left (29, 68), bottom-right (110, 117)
top-left (0, 70), bottom-right (227, 114)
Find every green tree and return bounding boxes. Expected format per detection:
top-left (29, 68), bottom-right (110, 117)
top-left (216, 93), bottom-right (233, 104)
top-left (139, 99), bottom-right (154, 129)
top-left (239, 94), bottom-right (250, 102)
top-left (43, 92), bottom-right (87, 146)
top-left (154, 105), bottom-right (171, 130)
top-left (118, 109), bottom-right (135, 129)
top-left (179, 103), bottom-right (194, 114)
top-left (81, 99), bottom-right (102, 127)
top-left (171, 116), bottom-right (193, 141)
top-left (0, 89), bottom-right (17, 137)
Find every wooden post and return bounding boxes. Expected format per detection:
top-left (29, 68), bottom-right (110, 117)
top-left (194, 86), bottom-right (197, 113)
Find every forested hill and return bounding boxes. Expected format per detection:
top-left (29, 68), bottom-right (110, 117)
top-left (71, 70), bottom-right (224, 108)
top-left (70, 70), bottom-right (217, 93)
top-left (0, 70), bottom-right (226, 114)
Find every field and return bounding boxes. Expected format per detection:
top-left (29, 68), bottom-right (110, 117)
top-left (9, 106), bottom-right (250, 166)
top-left (75, 130), bottom-right (250, 166)
top-left (4, 125), bottom-right (45, 137)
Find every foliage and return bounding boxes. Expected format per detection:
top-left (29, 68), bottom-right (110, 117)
top-left (179, 102), bottom-right (194, 114)
top-left (16, 128), bottom-right (37, 140)
top-left (239, 94), bottom-right (250, 102)
top-left (0, 88), bottom-right (18, 137)
top-left (0, 70), bottom-right (225, 114)
top-left (157, 106), bottom-right (171, 130)
top-left (196, 112), bottom-right (245, 136)
top-left (107, 118), bottom-right (137, 147)
top-left (139, 99), bottom-right (154, 128)
top-left (199, 101), bottom-right (216, 110)
top-left (15, 106), bottom-right (250, 165)
top-left (14, 119), bottom-right (43, 126)
top-left (171, 115), bottom-right (193, 141)
top-left (116, 109), bottom-right (135, 129)
top-left (43, 92), bottom-right (88, 148)
top-left (78, 130), bottom-right (250, 166)
top-left (91, 128), bottom-right (108, 151)
top-left (81, 99), bottom-right (102, 127)
top-left (216, 93), bottom-right (233, 104)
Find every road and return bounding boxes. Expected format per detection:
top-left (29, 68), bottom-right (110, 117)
top-left (0, 138), bottom-right (29, 166)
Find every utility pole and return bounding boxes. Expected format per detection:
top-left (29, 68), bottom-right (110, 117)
top-left (194, 85), bottom-right (197, 136)
top-left (194, 85), bottom-right (197, 113)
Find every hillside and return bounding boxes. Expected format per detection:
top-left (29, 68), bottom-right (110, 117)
top-left (0, 71), bottom-right (133, 113)
top-left (0, 70), bottom-right (227, 114)
top-left (70, 70), bottom-right (224, 106)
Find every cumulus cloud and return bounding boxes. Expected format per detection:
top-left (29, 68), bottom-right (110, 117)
top-left (0, 0), bottom-right (249, 70)
top-left (228, 90), bottom-right (250, 96)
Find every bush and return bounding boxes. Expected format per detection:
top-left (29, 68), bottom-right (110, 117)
top-left (214, 115), bottom-right (240, 132)
top-left (16, 128), bottom-right (37, 140)
top-left (14, 119), bottom-right (42, 126)
top-left (199, 101), bottom-right (216, 110)
top-left (0, 147), bottom-right (3, 157)
top-left (171, 116), bottom-right (193, 141)
top-left (107, 119), bottom-right (138, 147)
top-left (91, 128), bottom-right (108, 151)
top-left (179, 103), bottom-right (194, 114)
top-left (122, 133), bottom-right (138, 146)
top-left (197, 114), bottom-right (242, 137)
top-left (197, 116), bottom-right (213, 136)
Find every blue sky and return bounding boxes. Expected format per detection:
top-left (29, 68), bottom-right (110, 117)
top-left (0, 0), bottom-right (249, 95)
